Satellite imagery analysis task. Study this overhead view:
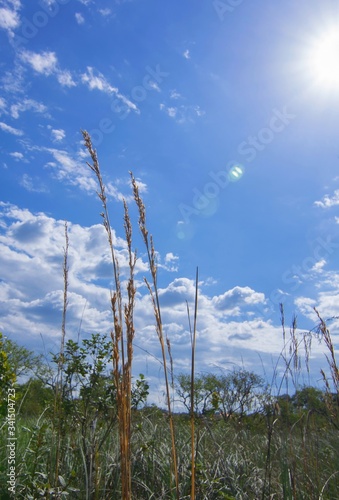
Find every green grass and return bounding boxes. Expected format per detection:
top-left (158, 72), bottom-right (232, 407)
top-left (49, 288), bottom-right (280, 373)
top-left (1, 408), bottom-right (339, 498)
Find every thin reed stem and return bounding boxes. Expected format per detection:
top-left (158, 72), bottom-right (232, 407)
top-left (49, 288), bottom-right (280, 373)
top-left (190, 268), bottom-right (198, 500)
top-left (131, 172), bottom-right (179, 499)
top-left (54, 221), bottom-right (69, 488)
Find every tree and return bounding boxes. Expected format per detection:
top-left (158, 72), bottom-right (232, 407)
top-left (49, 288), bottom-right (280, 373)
top-left (176, 368), bottom-right (268, 421)
top-left (292, 386), bottom-right (327, 414)
top-left (175, 373), bottom-right (218, 415)
top-left (1, 334), bottom-right (45, 380)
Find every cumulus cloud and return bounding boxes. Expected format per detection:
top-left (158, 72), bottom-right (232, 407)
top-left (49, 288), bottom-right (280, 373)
top-left (0, 202), bottom-right (337, 402)
top-left (213, 286), bottom-right (266, 316)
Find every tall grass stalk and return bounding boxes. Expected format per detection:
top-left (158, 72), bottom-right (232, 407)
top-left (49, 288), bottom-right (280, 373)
top-left (83, 131), bottom-right (136, 499)
top-left (189, 268), bottom-right (198, 500)
top-left (54, 221), bottom-right (69, 490)
top-left (131, 172), bottom-right (179, 499)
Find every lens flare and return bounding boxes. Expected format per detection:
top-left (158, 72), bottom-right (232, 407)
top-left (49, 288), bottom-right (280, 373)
top-left (228, 164), bottom-right (244, 182)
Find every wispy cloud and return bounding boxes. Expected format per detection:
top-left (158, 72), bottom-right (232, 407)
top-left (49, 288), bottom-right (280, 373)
top-left (183, 49), bottom-right (190, 59)
top-left (10, 98), bottom-right (48, 119)
top-left (20, 174), bottom-right (48, 193)
top-left (51, 128), bottom-right (65, 142)
top-left (0, 120), bottom-right (23, 135)
top-left (57, 70), bottom-right (76, 87)
top-left (81, 66), bottom-right (116, 93)
top-left (40, 147), bottom-right (146, 202)
top-left (169, 89), bottom-right (182, 100)
top-left (160, 103), bottom-right (205, 124)
top-left (19, 50), bottom-right (76, 87)
top-left (20, 50), bottom-right (58, 76)
top-left (98, 8), bottom-right (113, 17)
top-left (75, 12), bottom-right (85, 24)
top-left (314, 189), bottom-right (339, 208)
top-left (0, 0), bottom-right (21, 36)
top-left (81, 66), bottom-right (139, 113)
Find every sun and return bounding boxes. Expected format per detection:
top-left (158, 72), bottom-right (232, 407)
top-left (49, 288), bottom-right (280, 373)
top-left (308, 30), bottom-right (339, 88)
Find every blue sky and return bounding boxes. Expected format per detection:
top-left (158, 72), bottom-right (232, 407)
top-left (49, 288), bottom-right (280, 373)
top-left (1, 0), bottom-right (339, 404)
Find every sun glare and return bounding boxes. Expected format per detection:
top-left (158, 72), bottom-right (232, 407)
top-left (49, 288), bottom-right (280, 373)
top-left (309, 30), bottom-right (339, 88)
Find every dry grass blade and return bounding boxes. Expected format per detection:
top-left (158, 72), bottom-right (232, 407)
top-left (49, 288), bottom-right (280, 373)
top-left (54, 221), bottom-right (69, 489)
top-left (83, 130), bottom-right (136, 499)
top-left (130, 172), bottom-right (179, 499)
top-left (190, 268), bottom-right (198, 500)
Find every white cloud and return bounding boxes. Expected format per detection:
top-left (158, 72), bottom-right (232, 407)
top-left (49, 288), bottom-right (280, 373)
top-left (19, 50), bottom-right (76, 87)
top-left (311, 259), bottom-right (326, 272)
top-left (20, 50), bottom-right (58, 75)
top-left (98, 8), bottom-right (112, 16)
top-left (51, 129), bottom-right (66, 142)
top-left (314, 189), bottom-right (339, 208)
top-left (81, 66), bottom-right (116, 92)
top-left (57, 70), bottom-right (76, 87)
top-left (160, 103), bottom-right (205, 123)
top-left (0, 1), bottom-right (21, 35)
top-left (213, 286), bottom-right (266, 316)
top-left (1, 66), bottom-right (25, 94)
top-left (0, 120), bottom-right (23, 135)
top-left (0, 202), bottom-right (337, 402)
top-left (75, 12), bottom-right (85, 24)
top-left (165, 252), bottom-right (179, 264)
top-left (10, 98), bottom-right (48, 119)
top-left (183, 49), bottom-right (190, 59)
top-left (40, 147), bottom-right (146, 202)
top-left (20, 174), bottom-right (48, 193)
top-left (81, 66), bottom-right (139, 113)
top-left (169, 89), bottom-right (182, 100)
top-left (0, 97), bottom-right (6, 113)
top-left (9, 151), bottom-right (23, 160)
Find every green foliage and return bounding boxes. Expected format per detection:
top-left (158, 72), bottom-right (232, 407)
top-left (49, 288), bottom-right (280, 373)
top-left (132, 373), bottom-right (150, 410)
top-left (1, 334), bottom-right (45, 379)
top-left (176, 368), bottom-right (268, 420)
top-left (0, 333), bottom-right (16, 416)
top-left (16, 379), bottom-right (54, 417)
